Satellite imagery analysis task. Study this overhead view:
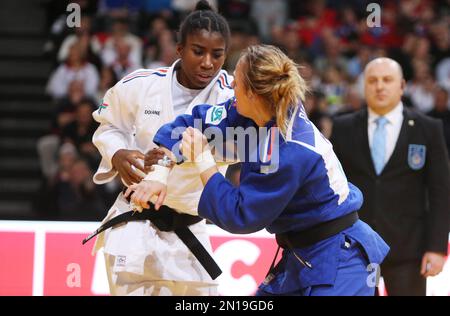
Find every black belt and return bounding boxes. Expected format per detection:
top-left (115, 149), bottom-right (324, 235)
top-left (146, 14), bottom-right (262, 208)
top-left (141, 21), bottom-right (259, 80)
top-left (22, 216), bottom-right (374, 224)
top-left (82, 202), bottom-right (222, 280)
top-left (276, 211), bottom-right (359, 249)
top-left (263, 212), bottom-right (359, 283)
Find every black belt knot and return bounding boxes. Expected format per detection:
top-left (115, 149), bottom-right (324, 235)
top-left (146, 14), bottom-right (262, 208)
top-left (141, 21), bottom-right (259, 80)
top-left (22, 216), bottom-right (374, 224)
top-left (82, 191), bottom-right (222, 280)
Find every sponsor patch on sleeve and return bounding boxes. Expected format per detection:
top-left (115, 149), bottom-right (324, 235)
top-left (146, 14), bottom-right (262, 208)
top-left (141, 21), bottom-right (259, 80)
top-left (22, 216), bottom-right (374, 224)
top-left (205, 106), bottom-right (227, 125)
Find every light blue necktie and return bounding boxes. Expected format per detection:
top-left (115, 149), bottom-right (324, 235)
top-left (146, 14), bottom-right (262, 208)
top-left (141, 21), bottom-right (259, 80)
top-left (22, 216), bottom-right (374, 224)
top-left (371, 116), bottom-right (388, 175)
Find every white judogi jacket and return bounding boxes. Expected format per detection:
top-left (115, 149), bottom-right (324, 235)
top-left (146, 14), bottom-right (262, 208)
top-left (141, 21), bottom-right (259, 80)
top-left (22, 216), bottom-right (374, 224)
top-left (91, 60), bottom-right (234, 283)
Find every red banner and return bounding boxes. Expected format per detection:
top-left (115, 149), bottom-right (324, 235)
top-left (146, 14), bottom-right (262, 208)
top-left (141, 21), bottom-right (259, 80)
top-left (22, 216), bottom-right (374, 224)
top-left (0, 221), bottom-right (448, 296)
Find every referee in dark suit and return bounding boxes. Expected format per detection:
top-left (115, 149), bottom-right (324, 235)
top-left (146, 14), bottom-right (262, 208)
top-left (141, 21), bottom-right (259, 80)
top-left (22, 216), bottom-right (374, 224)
top-left (330, 58), bottom-right (450, 296)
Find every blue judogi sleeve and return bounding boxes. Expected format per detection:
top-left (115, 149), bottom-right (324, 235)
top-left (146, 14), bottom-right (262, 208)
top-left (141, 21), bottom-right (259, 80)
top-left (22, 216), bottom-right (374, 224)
top-left (198, 144), bottom-right (317, 234)
top-left (153, 98), bottom-right (249, 162)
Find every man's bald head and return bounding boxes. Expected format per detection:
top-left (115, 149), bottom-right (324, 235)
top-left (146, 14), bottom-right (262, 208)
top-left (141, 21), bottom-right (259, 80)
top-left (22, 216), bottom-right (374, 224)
top-left (364, 57), bottom-right (405, 115)
top-left (364, 58), bottom-right (404, 80)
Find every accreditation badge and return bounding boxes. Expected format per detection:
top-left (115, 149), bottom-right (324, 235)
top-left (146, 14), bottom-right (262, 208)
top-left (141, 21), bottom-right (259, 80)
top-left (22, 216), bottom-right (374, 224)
top-left (408, 144), bottom-right (426, 170)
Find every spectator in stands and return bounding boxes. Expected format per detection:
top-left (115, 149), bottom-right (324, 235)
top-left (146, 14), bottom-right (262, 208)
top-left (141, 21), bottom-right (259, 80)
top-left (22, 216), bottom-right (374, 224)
top-left (37, 142), bottom-right (80, 219)
top-left (218, 0), bottom-right (251, 22)
top-left (38, 80), bottom-right (87, 182)
top-left (250, 0), bottom-right (287, 43)
top-left (334, 6), bottom-right (360, 55)
top-left (427, 86), bottom-right (450, 156)
top-left (142, 15), bottom-right (170, 67)
top-left (100, 18), bottom-right (143, 68)
top-left (436, 57), bottom-right (450, 93)
top-left (141, 0), bottom-right (173, 15)
top-left (359, 3), bottom-right (402, 49)
top-left (338, 86), bottom-right (364, 116)
top-left (410, 37), bottom-right (433, 73)
top-left (98, 0), bottom-right (142, 19)
top-left (318, 66), bottom-right (348, 114)
top-left (313, 30), bottom-right (348, 75)
top-left (224, 27), bottom-right (251, 72)
top-left (46, 41), bottom-right (100, 99)
top-left (430, 20), bottom-right (450, 69)
top-left (97, 66), bottom-right (118, 102)
top-left (110, 37), bottom-right (141, 79)
top-left (303, 90), bottom-right (332, 138)
top-left (57, 15), bottom-right (102, 70)
top-left (298, 61), bottom-right (321, 91)
top-left (61, 99), bottom-right (100, 170)
top-left (296, 0), bottom-right (338, 48)
top-left (389, 32), bottom-right (417, 81)
top-left (347, 45), bottom-right (372, 81)
top-left (224, 22), bottom-right (260, 73)
top-left (172, 0), bottom-right (218, 15)
top-left (54, 142), bottom-right (79, 186)
top-left (55, 158), bottom-right (106, 221)
top-left (276, 23), bottom-right (309, 65)
top-left (42, 0), bottom-right (99, 59)
top-left (51, 80), bottom-right (86, 134)
top-left (144, 29), bottom-right (177, 69)
top-left (405, 59), bottom-right (436, 113)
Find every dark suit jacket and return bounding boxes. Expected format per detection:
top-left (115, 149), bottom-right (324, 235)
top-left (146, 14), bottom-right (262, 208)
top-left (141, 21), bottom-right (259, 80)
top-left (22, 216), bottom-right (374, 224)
top-left (330, 106), bottom-right (450, 264)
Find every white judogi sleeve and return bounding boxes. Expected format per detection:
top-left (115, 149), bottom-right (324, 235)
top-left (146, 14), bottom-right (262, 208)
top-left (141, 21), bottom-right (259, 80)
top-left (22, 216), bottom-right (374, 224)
top-left (92, 76), bottom-right (139, 184)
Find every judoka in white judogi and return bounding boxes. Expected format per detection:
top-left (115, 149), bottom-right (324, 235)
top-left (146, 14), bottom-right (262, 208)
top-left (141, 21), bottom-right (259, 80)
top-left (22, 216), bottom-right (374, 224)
top-left (91, 59), bottom-right (234, 295)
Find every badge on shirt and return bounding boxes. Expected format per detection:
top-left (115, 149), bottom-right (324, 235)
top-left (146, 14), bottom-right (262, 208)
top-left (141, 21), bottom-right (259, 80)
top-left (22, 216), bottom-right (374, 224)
top-left (205, 106), bottom-right (227, 125)
top-left (115, 255), bottom-right (126, 267)
top-left (408, 144), bottom-right (426, 170)
top-left (98, 99), bottom-right (108, 114)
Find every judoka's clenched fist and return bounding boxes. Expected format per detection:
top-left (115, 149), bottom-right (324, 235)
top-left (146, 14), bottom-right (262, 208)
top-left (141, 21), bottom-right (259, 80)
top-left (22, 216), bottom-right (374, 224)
top-left (112, 149), bottom-right (146, 185)
top-left (181, 127), bottom-right (217, 175)
top-left (181, 127), bottom-right (209, 162)
top-left (124, 180), bottom-right (167, 211)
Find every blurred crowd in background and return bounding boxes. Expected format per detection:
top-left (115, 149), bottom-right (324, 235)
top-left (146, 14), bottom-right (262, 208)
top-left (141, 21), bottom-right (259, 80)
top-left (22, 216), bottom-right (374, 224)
top-left (36, 0), bottom-right (450, 220)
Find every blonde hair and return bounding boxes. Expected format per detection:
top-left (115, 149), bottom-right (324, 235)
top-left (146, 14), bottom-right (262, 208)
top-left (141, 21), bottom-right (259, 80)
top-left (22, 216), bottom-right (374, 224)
top-left (240, 45), bottom-right (308, 137)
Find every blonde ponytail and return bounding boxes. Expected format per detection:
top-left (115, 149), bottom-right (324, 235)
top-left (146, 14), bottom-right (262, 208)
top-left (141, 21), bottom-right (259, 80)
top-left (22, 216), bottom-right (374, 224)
top-left (240, 45), bottom-right (308, 138)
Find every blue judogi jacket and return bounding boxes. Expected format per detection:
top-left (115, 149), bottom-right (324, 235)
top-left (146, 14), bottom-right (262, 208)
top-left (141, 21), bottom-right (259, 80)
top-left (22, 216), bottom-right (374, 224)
top-left (154, 98), bottom-right (389, 293)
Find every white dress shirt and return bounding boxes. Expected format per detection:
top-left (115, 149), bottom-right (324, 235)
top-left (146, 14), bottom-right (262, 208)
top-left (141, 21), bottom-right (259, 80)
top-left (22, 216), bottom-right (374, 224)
top-left (368, 102), bottom-right (404, 165)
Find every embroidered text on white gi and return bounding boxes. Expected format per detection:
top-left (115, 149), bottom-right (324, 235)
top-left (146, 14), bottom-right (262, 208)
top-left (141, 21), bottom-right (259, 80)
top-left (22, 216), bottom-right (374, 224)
top-left (145, 110), bottom-right (160, 115)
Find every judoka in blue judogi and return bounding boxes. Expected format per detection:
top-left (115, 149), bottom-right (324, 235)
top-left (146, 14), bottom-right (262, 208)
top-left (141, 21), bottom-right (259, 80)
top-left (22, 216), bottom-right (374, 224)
top-left (152, 96), bottom-right (390, 296)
